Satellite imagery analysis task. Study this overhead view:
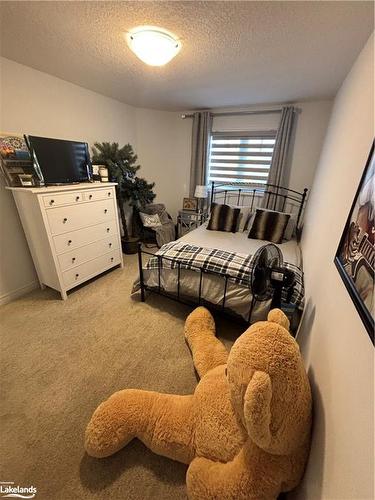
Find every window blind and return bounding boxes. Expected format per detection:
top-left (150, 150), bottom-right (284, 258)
top-left (208, 132), bottom-right (276, 185)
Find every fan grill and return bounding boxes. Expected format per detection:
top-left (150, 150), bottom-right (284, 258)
top-left (251, 244), bottom-right (283, 301)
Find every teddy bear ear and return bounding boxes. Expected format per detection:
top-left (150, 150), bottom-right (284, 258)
top-left (267, 308), bottom-right (290, 330)
top-left (243, 371), bottom-right (273, 450)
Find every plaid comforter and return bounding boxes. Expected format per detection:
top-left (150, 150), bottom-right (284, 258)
top-left (146, 241), bottom-right (304, 308)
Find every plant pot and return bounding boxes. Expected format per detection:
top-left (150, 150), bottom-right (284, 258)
top-left (121, 236), bottom-right (140, 254)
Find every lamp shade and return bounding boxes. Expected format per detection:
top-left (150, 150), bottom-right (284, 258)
top-left (194, 185), bottom-right (208, 198)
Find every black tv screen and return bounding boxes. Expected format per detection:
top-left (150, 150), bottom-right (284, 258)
top-left (26, 135), bottom-right (92, 185)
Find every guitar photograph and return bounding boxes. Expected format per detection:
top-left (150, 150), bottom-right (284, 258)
top-left (335, 142), bottom-right (374, 343)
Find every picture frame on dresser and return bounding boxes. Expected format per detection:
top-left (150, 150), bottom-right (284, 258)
top-left (334, 142), bottom-right (374, 344)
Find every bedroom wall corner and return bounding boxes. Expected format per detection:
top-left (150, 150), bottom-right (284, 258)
top-left (0, 57), bottom-right (137, 301)
top-left (294, 33), bottom-right (374, 499)
top-left (134, 107), bottom-right (192, 219)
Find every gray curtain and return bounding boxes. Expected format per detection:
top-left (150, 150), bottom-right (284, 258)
top-left (265, 106), bottom-right (296, 209)
top-left (189, 111), bottom-right (212, 196)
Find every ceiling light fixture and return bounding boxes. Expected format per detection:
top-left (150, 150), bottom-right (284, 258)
top-left (126, 26), bottom-right (181, 66)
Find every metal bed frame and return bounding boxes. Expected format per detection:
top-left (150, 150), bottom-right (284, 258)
top-left (136, 181), bottom-right (308, 325)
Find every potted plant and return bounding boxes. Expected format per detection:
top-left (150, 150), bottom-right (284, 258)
top-left (91, 142), bottom-right (155, 254)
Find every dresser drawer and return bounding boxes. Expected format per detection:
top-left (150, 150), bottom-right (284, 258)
top-left (58, 236), bottom-right (119, 271)
top-left (62, 250), bottom-right (122, 288)
top-left (42, 192), bottom-right (83, 208)
top-left (83, 188), bottom-right (114, 202)
top-left (53, 220), bottom-right (118, 254)
top-left (47, 199), bottom-right (115, 235)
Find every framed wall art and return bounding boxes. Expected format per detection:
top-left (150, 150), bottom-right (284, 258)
top-left (334, 142), bottom-right (374, 343)
top-left (182, 197), bottom-right (198, 211)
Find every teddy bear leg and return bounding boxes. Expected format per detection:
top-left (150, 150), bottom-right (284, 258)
top-left (184, 307), bottom-right (228, 378)
top-left (85, 389), bottom-right (195, 463)
top-left (187, 452), bottom-right (280, 500)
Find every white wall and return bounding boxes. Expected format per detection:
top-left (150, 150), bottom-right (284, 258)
top-left (0, 57), bottom-right (137, 303)
top-left (289, 101), bottom-right (332, 193)
top-left (295, 34), bottom-right (374, 499)
top-left (0, 58), bottom-right (137, 146)
top-left (135, 107), bottom-right (191, 218)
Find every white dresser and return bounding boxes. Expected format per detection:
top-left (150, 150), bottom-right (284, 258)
top-left (8, 183), bottom-right (123, 300)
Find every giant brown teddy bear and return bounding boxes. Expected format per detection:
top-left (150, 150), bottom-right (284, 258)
top-left (85, 307), bottom-right (312, 499)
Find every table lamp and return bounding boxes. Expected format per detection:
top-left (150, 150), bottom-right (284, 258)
top-left (194, 185), bottom-right (208, 213)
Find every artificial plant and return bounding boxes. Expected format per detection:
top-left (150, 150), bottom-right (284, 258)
top-left (91, 142), bottom-right (155, 239)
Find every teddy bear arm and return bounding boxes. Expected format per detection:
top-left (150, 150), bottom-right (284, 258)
top-left (85, 389), bottom-right (195, 463)
top-left (186, 452), bottom-right (281, 500)
top-left (184, 307), bottom-right (228, 377)
top-left (189, 339), bottom-right (229, 378)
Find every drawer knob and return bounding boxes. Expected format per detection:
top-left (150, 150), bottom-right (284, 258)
top-left (106, 227), bottom-right (110, 232)
top-left (63, 218), bottom-right (68, 223)
top-left (89, 194), bottom-right (93, 199)
top-left (111, 257), bottom-right (114, 262)
top-left (109, 242), bottom-right (112, 247)
top-left (75, 273), bottom-right (79, 278)
top-left (104, 209), bottom-right (108, 214)
top-left (76, 196), bottom-right (80, 201)
top-left (107, 192), bottom-right (111, 197)
top-left (50, 199), bottom-right (55, 205)
top-left (68, 240), bottom-right (72, 245)
top-left (72, 257), bottom-right (76, 262)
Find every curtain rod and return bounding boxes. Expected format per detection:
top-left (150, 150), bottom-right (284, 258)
top-left (181, 108), bottom-right (283, 119)
top-left (181, 107), bottom-right (302, 119)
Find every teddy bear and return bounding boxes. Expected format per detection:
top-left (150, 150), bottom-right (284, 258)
top-left (85, 307), bottom-right (312, 500)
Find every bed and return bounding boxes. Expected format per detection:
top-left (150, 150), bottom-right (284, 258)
top-left (133, 182), bottom-right (308, 326)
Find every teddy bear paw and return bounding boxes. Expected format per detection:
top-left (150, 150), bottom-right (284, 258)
top-left (85, 401), bottom-right (132, 458)
top-left (184, 306), bottom-right (215, 343)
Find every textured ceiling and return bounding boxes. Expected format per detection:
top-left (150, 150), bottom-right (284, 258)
top-left (0, 1), bottom-right (373, 110)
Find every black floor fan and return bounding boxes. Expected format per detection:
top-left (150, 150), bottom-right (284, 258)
top-left (249, 244), bottom-right (295, 322)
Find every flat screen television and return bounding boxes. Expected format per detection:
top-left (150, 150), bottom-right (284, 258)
top-left (25, 135), bottom-right (92, 185)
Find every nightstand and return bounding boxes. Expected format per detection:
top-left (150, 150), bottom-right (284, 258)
top-left (177, 210), bottom-right (208, 237)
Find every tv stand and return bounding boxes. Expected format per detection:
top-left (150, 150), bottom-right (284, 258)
top-left (7, 183), bottom-right (123, 300)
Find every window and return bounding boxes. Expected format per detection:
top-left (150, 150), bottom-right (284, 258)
top-left (207, 132), bottom-right (276, 186)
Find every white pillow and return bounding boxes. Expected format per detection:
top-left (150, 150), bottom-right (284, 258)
top-left (139, 212), bottom-right (162, 228)
top-left (247, 208), bottom-right (296, 240)
top-left (229, 205), bottom-right (253, 232)
top-left (284, 216), bottom-right (296, 240)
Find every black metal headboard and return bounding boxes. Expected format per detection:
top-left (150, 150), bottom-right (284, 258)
top-left (210, 181), bottom-right (308, 228)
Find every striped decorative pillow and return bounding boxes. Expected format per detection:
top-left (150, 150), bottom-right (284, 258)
top-left (207, 203), bottom-right (241, 233)
top-left (248, 209), bottom-right (290, 244)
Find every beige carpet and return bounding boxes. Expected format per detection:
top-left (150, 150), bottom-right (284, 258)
top-left (0, 253), bottom-right (244, 500)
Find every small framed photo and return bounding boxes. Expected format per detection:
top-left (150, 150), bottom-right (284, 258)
top-left (183, 197), bottom-right (198, 211)
top-left (334, 142), bottom-right (374, 343)
top-left (18, 174), bottom-right (35, 187)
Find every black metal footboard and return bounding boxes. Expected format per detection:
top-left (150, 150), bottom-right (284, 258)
top-left (137, 243), bottom-right (257, 325)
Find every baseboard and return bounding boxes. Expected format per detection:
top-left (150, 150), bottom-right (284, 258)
top-left (0, 280), bottom-right (39, 306)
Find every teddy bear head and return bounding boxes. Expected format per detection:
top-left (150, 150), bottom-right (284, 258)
top-left (226, 309), bottom-right (311, 456)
